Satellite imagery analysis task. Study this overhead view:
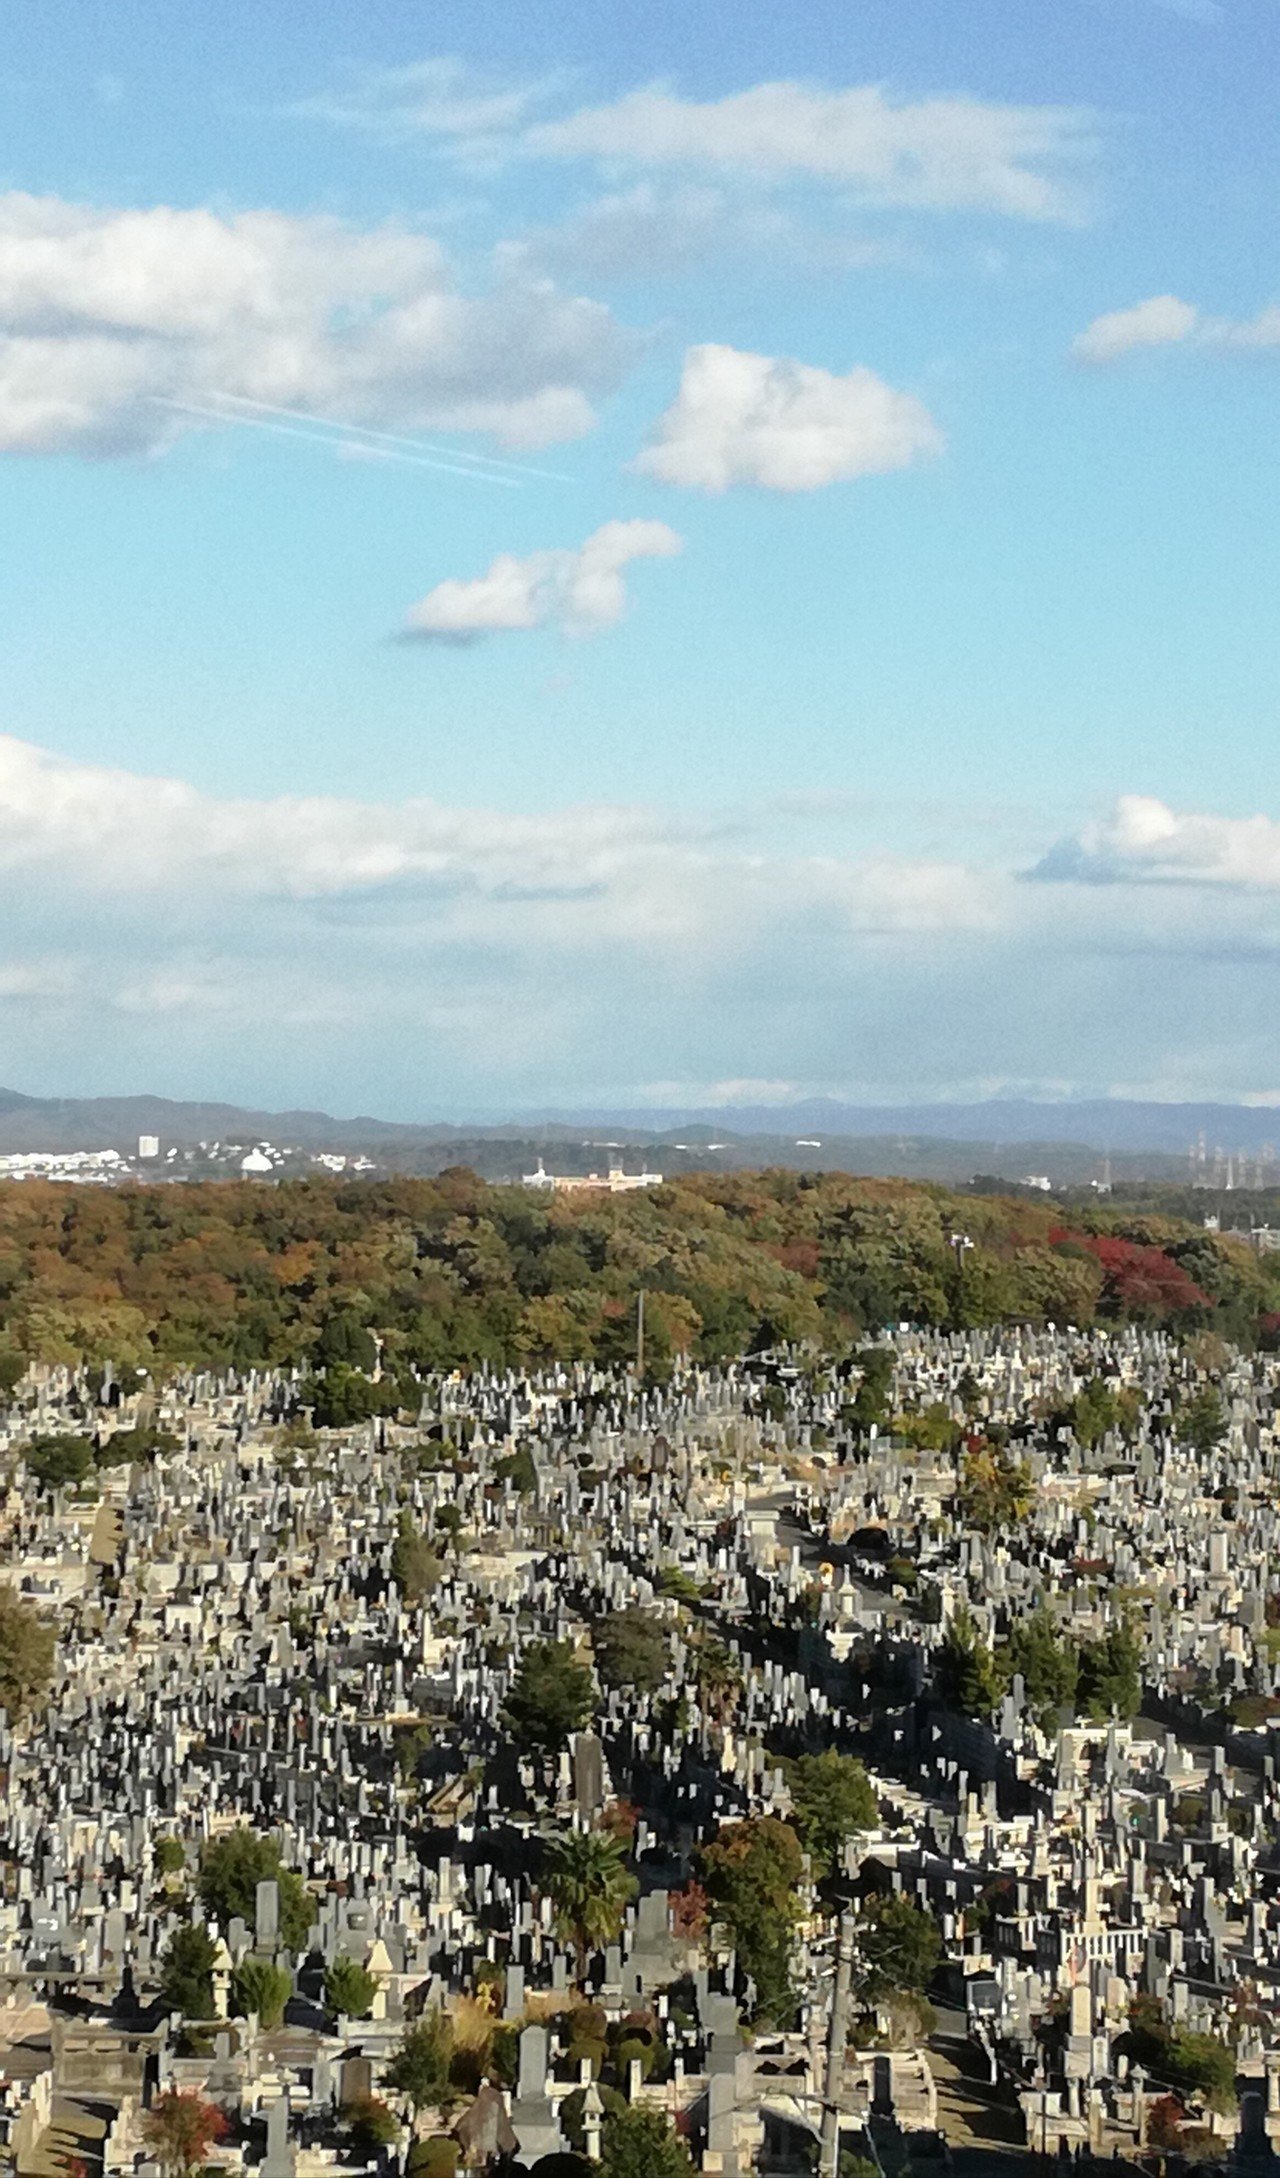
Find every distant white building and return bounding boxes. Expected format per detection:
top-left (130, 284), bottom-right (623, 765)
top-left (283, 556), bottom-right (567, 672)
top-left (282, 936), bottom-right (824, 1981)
top-left (522, 1159), bottom-right (663, 1195)
top-left (137, 1134), bottom-right (160, 1159)
top-left (240, 1146), bottom-right (274, 1176)
top-left (0, 1148), bottom-right (126, 1184)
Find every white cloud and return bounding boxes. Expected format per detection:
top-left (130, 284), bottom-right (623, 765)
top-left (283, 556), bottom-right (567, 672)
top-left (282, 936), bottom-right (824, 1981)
top-left (1034, 795), bottom-right (1280, 888)
top-left (634, 342), bottom-right (942, 493)
top-left (0, 734), bottom-right (990, 944)
top-left (403, 518), bottom-right (683, 640)
top-left (501, 184), bottom-right (908, 286)
top-left (0, 191), bottom-right (634, 455)
top-left (1213, 305), bottom-right (1280, 350)
top-left (1073, 293), bottom-right (1280, 362)
top-left (0, 958), bottom-right (74, 1000)
top-left (1073, 293), bottom-right (1199, 361)
top-left (520, 79), bottom-right (1096, 222)
top-left (9, 739), bottom-right (1280, 1106)
top-left (290, 63), bottom-right (1097, 222)
top-left (288, 58), bottom-right (561, 142)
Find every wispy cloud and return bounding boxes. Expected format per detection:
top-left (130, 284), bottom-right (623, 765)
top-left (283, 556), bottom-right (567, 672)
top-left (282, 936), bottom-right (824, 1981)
top-left (291, 61), bottom-right (1099, 224)
top-left (285, 57), bottom-right (567, 146)
top-left (524, 80), bottom-right (1098, 223)
top-left (1073, 293), bottom-right (1280, 360)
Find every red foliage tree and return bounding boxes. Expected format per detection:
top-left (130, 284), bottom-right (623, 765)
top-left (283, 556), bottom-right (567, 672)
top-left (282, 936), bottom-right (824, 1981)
top-left (1050, 1231), bottom-right (1209, 1323)
top-left (144, 2091), bottom-right (229, 2176)
top-left (669, 1881), bottom-right (708, 1941)
top-left (1146, 2092), bottom-right (1186, 2150)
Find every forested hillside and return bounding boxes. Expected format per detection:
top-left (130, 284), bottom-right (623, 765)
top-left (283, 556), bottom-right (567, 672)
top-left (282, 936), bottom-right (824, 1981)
top-left (0, 1171), bottom-right (1275, 1388)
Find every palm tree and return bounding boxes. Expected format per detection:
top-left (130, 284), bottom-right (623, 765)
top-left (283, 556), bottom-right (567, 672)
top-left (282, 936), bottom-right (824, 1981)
top-left (542, 1824), bottom-right (638, 1979)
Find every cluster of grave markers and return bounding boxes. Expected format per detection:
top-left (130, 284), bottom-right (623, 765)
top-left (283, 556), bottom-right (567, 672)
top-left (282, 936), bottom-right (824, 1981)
top-left (2, 1325), bottom-right (1280, 2171)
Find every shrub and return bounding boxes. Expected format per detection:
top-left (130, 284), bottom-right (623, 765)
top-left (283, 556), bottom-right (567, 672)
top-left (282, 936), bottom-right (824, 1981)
top-left (229, 1958), bottom-right (291, 2029)
top-left (325, 1953), bottom-right (377, 2019)
top-left (343, 2096), bottom-right (399, 2151)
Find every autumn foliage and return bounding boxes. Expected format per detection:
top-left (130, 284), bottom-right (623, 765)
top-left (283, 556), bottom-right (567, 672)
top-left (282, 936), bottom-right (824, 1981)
top-left (0, 1173), bottom-right (1272, 1387)
top-left (144, 2091), bottom-right (228, 2176)
top-left (1062, 1232), bottom-right (1210, 1320)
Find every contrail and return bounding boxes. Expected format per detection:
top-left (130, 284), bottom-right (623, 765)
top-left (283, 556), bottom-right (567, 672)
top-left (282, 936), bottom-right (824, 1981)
top-left (151, 398), bottom-right (519, 486)
top-left (209, 391), bottom-right (575, 484)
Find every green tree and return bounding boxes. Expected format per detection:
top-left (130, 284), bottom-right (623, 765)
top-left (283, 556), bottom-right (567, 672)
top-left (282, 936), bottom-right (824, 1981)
top-left (391, 1510), bottom-right (442, 1604)
top-left (495, 1444), bottom-right (537, 1492)
top-left (502, 1639), bottom-right (596, 1754)
top-left (24, 1433), bottom-right (94, 1491)
top-left (700, 1816), bottom-right (805, 2025)
top-left (394, 1720), bottom-right (434, 1785)
top-left (383, 2012), bottom-right (453, 2116)
top-left (1078, 1617), bottom-right (1142, 1720)
top-left (692, 1635), bottom-right (743, 1720)
top-left (0, 1583), bottom-right (55, 1723)
top-left (956, 1368), bottom-right (984, 1418)
top-left (97, 1425), bottom-right (178, 1469)
top-left (957, 1442), bottom-right (1032, 1531)
top-left (592, 1609), bottom-right (668, 1696)
top-left (198, 1829), bottom-right (314, 1952)
top-left (230, 1956), bottom-right (292, 2028)
top-left (326, 1953), bottom-right (378, 2019)
top-left (1004, 1605), bottom-right (1079, 1730)
top-left (934, 1606), bottom-right (1007, 1720)
top-left (1167, 2028), bottom-right (1237, 2114)
top-left (303, 1365), bottom-right (390, 1429)
top-left (316, 1312), bottom-right (377, 1372)
top-left (160, 1921), bottom-right (219, 2020)
top-left (599, 2104), bottom-right (695, 2178)
top-left (1180, 1386), bottom-right (1225, 1459)
top-left (1071, 1377), bottom-right (1119, 1450)
top-left (897, 1403), bottom-right (959, 1454)
top-left (853, 1892), bottom-right (942, 2003)
top-left (542, 1825), bottom-right (638, 1976)
top-left (155, 1836), bottom-right (186, 1878)
top-left (435, 1504), bottom-right (465, 1555)
top-left (846, 1348), bottom-right (894, 1434)
top-left (786, 1752), bottom-right (878, 1878)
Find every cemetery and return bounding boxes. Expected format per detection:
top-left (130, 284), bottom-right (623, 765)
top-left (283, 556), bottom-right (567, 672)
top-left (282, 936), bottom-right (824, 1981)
top-left (0, 1321), bottom-right (1277, 2176)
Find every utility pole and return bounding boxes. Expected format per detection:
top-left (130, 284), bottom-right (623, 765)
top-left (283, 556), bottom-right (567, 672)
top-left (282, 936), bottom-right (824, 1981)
top-left (636, 1286), bottom-right (646, 1379)
top-left (820, 1911), bottom-right (856, 2178)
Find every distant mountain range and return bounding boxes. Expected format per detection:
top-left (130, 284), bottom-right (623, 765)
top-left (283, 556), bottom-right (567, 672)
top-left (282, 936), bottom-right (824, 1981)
top-left (522, 1097), bottom-right (1280, 1155)
top-left (0, 1085), bottom-right (1274, 1184)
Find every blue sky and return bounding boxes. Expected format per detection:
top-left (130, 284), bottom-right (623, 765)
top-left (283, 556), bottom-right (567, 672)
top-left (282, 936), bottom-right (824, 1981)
top-left (0, 0), bottom-right (1277, 1116)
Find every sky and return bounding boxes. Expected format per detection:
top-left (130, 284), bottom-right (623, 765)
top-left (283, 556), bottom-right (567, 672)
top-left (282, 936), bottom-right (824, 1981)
top-left (0, 0), bottom-right (1277, 1118)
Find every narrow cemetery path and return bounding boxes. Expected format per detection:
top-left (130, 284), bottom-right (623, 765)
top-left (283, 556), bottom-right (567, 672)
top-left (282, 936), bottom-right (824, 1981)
top-left (929, 2036), bottom-right (1025, 2153)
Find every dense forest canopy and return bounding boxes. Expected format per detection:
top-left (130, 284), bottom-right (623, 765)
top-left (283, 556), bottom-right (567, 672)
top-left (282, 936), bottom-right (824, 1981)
top-left (0, 1170), bottom-right (1276, 1384)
